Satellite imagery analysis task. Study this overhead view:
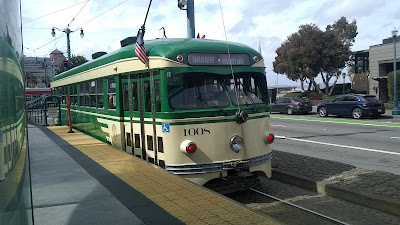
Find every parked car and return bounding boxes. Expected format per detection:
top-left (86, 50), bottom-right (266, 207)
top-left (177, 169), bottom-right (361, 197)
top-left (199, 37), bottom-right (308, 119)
top-left (317, 94), bottom-right (385, 119)
top-left (269, 98), bottom-right (312, 115)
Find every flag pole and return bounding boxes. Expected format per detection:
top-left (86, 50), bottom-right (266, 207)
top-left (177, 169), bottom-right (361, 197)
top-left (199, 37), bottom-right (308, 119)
top-left (143, 0), bottom-right (152, 26)
top-left (135, 0), bottom-right (152, 68)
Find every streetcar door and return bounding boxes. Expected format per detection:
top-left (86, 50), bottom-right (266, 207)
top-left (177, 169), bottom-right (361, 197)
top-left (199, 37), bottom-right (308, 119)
top-left (123, 71), bottom-right (160, 166)
top-left (122, 75), bottom-right (139, 155)
top-left (141, 71), bottom-right (161, 165)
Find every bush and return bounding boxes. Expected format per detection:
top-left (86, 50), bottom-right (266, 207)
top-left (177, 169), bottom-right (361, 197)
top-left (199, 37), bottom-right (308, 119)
top-left (387, 70), bottom-right (400, 102)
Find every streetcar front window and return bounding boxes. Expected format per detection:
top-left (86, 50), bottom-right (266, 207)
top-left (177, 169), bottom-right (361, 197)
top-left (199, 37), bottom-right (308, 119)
top-left (224, 74), bottom-right (266, 106)
top-left (169, 74), bottom-right (229, 110)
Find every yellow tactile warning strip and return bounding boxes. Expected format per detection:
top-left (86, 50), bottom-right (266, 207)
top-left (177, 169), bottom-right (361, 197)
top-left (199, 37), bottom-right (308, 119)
top-left (48, 126), bottom-right (275, 225)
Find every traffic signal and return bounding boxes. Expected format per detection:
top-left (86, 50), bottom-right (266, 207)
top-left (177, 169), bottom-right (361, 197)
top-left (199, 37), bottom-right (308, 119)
top-left (63, 60), bottom-right (68, 68)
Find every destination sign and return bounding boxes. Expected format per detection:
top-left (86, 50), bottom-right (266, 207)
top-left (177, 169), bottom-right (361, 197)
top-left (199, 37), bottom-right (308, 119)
top-left (187, 53), bottom-right (250, 66)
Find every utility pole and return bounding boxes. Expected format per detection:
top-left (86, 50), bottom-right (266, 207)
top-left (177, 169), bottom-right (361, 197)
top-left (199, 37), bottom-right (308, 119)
top-left (392, 27), bottom-right (399, 115)
top-left (52, 26), bottom-right (84, 69)
top-left (178, 0), bottom-right (195, 38)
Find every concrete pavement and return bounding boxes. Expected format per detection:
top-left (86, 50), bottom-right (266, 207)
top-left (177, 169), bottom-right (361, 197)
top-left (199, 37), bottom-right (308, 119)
top-left (271, 150), bottom-right (400, 217)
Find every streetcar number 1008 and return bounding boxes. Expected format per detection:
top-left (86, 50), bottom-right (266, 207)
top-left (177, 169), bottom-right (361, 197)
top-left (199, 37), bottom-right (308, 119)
top-left (183, 128), bottom-right (211, 136)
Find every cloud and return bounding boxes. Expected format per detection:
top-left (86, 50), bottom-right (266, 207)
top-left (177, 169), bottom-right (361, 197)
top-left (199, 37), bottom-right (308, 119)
top-left (21, 0), bottom-right (400, 86)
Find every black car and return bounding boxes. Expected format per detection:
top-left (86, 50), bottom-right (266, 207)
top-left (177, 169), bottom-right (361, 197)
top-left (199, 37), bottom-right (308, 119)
top-left (317, 94), bottom-right (385, 119)
top-left (269, 98), bottom-right (312, 115)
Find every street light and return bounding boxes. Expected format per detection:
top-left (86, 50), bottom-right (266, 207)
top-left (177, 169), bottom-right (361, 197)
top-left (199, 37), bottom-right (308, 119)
top-left (392, 27), bottom-right (399, 115)
top-left (51, 26), bottom-right (84, 69)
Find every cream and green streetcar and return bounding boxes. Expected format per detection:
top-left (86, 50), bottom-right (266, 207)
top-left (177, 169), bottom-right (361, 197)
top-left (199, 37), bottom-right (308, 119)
top-left (51, 37), bottom-right (274, 192)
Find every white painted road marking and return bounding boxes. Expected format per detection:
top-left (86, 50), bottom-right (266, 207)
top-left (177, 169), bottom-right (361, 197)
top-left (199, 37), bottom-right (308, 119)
top-left (390, 137), bottom-right (400, 139)
top-left (276, 135), bottom-right (400, 156)
top-left (271, 124), bottom-right (287, 127)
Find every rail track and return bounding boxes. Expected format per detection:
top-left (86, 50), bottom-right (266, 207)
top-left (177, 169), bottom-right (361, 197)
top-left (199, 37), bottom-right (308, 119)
top-left (225, 177), bottom-right (400, 225)
top-left (249, 188), bottom-right (349, 225)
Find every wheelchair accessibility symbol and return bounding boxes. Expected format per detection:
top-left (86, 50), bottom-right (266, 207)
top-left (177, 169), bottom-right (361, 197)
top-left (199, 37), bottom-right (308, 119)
top-left (162, 123), bottom-right (170, 133)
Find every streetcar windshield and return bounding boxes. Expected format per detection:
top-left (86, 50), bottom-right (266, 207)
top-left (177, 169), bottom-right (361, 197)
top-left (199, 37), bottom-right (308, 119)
top-left (224, 74), bottom-right (266, 106)
top-left (169, 74), bottom-right (229, 110)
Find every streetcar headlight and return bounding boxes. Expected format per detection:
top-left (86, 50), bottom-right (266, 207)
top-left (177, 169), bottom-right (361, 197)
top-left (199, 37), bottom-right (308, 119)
top-left (180, 140), bottom-right (197, 154)
top-left (230, 135), bottom-right (243, 153)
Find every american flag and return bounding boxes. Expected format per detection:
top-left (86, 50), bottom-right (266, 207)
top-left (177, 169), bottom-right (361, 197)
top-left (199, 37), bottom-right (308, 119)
top-left (135, 28), bottom-right (147, 64)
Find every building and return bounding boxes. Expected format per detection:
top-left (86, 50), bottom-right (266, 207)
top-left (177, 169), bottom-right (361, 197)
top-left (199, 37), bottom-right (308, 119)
top-left (353, 37), bottom-right (400, 102)
top-left (23, 49), bottom-right (66, 88)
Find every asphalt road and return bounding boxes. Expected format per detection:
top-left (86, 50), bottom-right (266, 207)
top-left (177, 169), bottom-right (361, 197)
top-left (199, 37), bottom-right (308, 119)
top-left (270, 113), bottom-right (400, 175)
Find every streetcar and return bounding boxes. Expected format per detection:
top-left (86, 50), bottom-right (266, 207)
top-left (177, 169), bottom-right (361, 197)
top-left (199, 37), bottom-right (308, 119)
top-left (51, 37), bottom-right (274, 191)
top-left (0, 0), bottom-right (33, 223)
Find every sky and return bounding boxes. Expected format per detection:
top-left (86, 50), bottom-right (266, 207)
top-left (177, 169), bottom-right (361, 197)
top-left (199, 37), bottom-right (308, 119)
top-left (21, 0), bottom-right (400, 88)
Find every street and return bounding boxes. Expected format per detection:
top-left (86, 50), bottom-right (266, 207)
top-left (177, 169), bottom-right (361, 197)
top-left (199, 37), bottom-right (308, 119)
top-left (270, 113), bottom-right (400, 175)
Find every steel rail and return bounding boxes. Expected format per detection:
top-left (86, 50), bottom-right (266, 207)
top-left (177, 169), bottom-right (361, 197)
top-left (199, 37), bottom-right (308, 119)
top-left (249, 188), bottom-right (349, 225)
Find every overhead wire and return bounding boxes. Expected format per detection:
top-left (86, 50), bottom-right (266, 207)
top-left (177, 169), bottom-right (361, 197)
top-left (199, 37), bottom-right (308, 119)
top-left (218, 0), bottom-right (241, 112)
top-left (25, 0), bottom-right (130, 57)
top-left (73, 0), bottom-right (130, 29)
top-left (29, 36), bottom-right (63, 51)
top-left (23, 0), bottom-right (89, 25)
top-left (67, 0), bottom-right (90, 28)
top-left (43, 34), bottom-right (66, 57)
top-left (23, 27), bottom-right (53, 30)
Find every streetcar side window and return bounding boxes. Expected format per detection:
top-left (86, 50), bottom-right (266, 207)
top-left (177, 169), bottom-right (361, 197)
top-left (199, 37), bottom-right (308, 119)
top-left (79, 82), bottom-right (85, 107)
top-left (90, 80), bottom-right (96, 108)
top-left (97, 79), bottom-right (104, 108)
top-left (108, 77), bottom-right (116, 110)
top-left (85, 81), bottom-right (90, 107)
top-left (122, 81), bottom-right (138, 112)
top-left (123, 83), bottom-right (129, 112)
top-left (155, 80), bottom-right (161, 112)
top-left (144, 81), bottom-right (151, 112)
top-left (132, 82), bottom-right (138, 111)
top-left (72, 84), bottom-right (77, 105)
top-left (62, 86), bottom-right (66, 105)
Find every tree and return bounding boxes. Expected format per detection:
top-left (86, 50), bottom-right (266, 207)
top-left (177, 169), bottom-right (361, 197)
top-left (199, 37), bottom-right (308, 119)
top-left (24, 71), bottom-right (37, 88)
top-left (273, 17), bottom-right (358, 96)
top-left (58, 55), bottom-right (88, 73)
top-left (273, 24), bottom-right (323, 91)
top-left (321, 17), bottom-right (358, 96)
top-left (71, 55), bottom-right (88, 68)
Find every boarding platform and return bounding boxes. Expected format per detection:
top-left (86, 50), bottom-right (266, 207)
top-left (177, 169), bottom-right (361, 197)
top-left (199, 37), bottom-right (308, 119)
top-left (28, 124), bottom-right (275, 225)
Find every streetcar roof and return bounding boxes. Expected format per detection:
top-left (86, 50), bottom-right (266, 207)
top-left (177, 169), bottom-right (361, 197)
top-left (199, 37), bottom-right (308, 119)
top-left (52, 38), bottom-right (263, 83)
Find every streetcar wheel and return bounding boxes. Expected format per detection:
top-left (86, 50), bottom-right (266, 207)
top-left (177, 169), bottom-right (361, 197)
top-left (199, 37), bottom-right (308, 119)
top-left (318, 107), bottom-right (328, 117)
top-left (352, 108), bottom-right (363, 119)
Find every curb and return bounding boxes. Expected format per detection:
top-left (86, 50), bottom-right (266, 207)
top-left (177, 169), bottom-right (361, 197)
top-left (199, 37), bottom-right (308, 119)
top-left (272, 169), bottom-right (400, 217)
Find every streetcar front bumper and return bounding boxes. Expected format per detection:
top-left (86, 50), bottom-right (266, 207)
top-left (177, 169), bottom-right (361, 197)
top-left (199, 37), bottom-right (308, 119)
top-left (165, 152), bottom-right (272, 175)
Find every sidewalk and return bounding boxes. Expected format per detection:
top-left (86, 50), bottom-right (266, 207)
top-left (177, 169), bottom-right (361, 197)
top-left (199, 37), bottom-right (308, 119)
top-left (271, 150), bottom-right (400, 216)
top-left (380, 108), bottom-right (400, 121)
top-left (29, 124), bottom-right (155, 225)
